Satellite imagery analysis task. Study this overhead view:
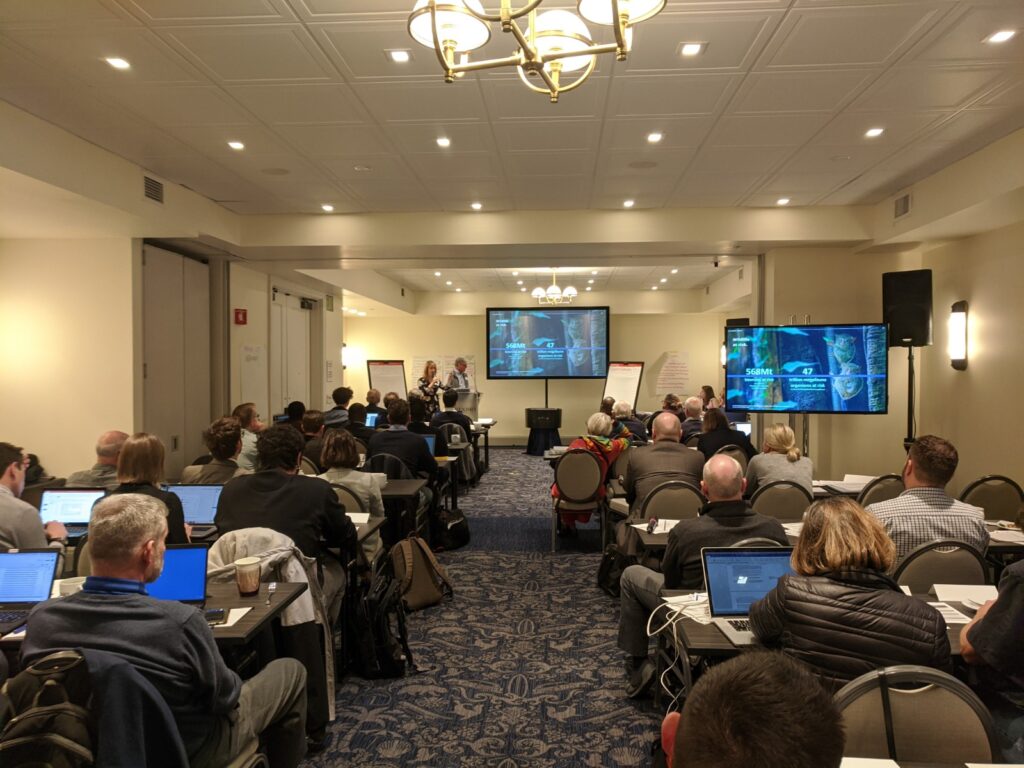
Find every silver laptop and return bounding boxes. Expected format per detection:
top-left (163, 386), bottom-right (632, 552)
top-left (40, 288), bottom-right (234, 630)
top-left (702, 546), bottom-right (794, 646)
top-left (38, 488), bottom-right (106, 539)
top-left (164, 484), bottom-right (223, 537)
top-left (0, 550), bottom-right (61, 635)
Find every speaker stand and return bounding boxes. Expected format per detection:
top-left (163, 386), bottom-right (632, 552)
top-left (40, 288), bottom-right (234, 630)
top-left (544, 378), bottom-right (549, 408)
top-left (904, 346), bottom-right (916, 451)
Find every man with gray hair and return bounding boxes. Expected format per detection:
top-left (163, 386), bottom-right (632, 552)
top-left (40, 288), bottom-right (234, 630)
top-left (66, 430), bottom-right (128, 490)
top-left (446, 357), bottom-right (471, 390)
top-left (24, 494), bottom-right (308, 767)
top-left (613, 401), bottom-right (649, 444)
top-left (617, 454), bottom-right (787, 697)
top-left (680, 396), bottom-right (704, 442)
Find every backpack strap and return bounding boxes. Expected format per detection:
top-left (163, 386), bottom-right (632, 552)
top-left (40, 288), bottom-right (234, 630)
top-left (397, 540), bottom-right (415, 595)
top-left (409, 535), bottom-right (453, 596)
top-left (393, 597), bottom-right (418, 674)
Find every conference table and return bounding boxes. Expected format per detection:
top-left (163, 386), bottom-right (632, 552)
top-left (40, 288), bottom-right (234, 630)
top-left (380, 478), bottom-right (428, 541)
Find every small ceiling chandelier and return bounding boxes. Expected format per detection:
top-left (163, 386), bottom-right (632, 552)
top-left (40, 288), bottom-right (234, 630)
top-left (408, 0), bottom-right (666, 103)
top-left (531, 270), bottom-right (578, 304)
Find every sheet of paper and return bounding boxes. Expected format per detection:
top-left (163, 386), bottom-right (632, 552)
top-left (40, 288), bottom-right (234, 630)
top-left (900, 585), bottom-right (912, 595)
top-left (349, 512), bottom-right (370, 525)
top-left (928, 602), bottom-right (972, 624)
top-left (842, 474), bottom-right (877, 483)
top-left (632, 519), bottom-right (675, 534)
top-left (222, 607), bottom-right (251, 628)
top-left (824, 481), bottom-right (869, 494)
top-left (933, 584), bottom-right (998, 603)
top-left (782, 522), bottom-right (804, 536)
top-left (990, 529), bottom-right (1024, 543)
top-left (840, 759), bottom-right (900, 768)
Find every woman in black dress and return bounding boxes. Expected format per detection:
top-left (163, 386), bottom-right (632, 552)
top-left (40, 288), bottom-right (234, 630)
top-left (416, 360), bottom-right (443, 418)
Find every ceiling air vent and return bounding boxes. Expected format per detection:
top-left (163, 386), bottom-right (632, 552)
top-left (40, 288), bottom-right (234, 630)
top-left (143, 176), bottom-right (164, 203)
top-left (893, 192), bottom-right (911, 220)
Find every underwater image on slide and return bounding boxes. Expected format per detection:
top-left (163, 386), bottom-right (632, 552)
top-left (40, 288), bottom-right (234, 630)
top-left (487, 307), bottom-right (609, 379)
top-left (725, 324), bottom-right (888, 414)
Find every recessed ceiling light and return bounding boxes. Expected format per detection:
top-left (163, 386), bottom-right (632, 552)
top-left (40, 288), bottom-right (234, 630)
top-left (864, 127), bottom-right (885, 138)
top-left (353, 165), bottom-right (372, 172)
top-left (647, 131), bottom-right (663, 144)
top-left (623, 199), bottom-right (635, 208)
top-left (651, 286), bottom-right (659, 291)
top-left (105, 57), bottom-right (131, 70)
top-left (776, 198), bottom-right (791, 206)
top-left (671, 268), bottom-right (678, 274)
top-left (985, 30), bottom-right (1016, 44)
top-left (436, 137), bottom-right (451, 148)
top-left (512, 271), bottom-right (519, 276)
top-left (591, 270), bottom-right (598, 275)
top-left (587, 279), bottom-right (594, 284)
top-left (357, 311), bottom-right (367, 317)
top-left (446, 280), bottom-right (452, 286)
top-left (387, 49), bottom-right (411, 63)
top-left (660, 278), bottom-right (667, 283)
top-left (679, 42), bottom-right (706, 57)
top-left (227, 141), bottom-right (245, 151)
top-left (321, 204), bottom-right (334, 212)
top-left (520, 287), bottom-right (526, 292)
top-left (471, 202), bottom-right (482, 210)
top-left (516, 280), bottom-right (523, 285)
top-left (585, 286), bottom-right (592, 292)
top-left (434, 271), bottom-right (442, 277)
top-left (455, 287), bottom-right (462, 292)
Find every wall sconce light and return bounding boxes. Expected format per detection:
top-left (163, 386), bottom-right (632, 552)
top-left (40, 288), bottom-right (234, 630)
top-left (948, 300), bottom-right (968, 370)
top-left (720, 343), bottom-right (727, 368)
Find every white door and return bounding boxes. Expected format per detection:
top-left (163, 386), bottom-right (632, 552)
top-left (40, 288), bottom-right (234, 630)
top-left (270, 292), bottom-right (311, 415)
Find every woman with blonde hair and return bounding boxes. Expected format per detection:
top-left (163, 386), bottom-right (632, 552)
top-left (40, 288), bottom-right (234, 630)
top-left (107, 432), bottom-right (189, 544)
top-left (749, 496), bottom-right (951, 691)
top-left (551, 412), bottom-right (629, 535)
top-left (416, 360), bottom-right (443, 418)
top-left (744, 423), bottom-right (813, 496)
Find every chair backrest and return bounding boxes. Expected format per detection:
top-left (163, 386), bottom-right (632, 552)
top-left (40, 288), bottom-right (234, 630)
top-left (857, 474), bottom-right (905, 506)
top-left (20, 477), bottom-right (66, 510)
top-left (554, 450), bottom-right (604, 504)
top-left (74, 535), bottom-right (92, 577)
top-left (364, 452), bottom-right (414, 481)
top-left (732, 537), bottom-right (785, 548)
top-left (639, 480), bottom-right (706, 521)
top-left (715, 444), bottom-right (748, 473)
top-left (958, 474), bottom-right (1024, 521)
top-left (331, 483), bottom-right (367, 517)
top-left (684, 435), bottom-right (699, 448)
top-left (750, 480), bottom-right (813, 523)
top-left (611, 446), bottom-right (632, 483)
top-left (438, 422), bottom-right (466, 444)
top-left (439, 423), bottom-right (476, 481)
top-left (353, 438), bottom-right (369, 455)
top-left (892, 539), bottom-right (989, 593)
top-left (834, 665), bottom-right (998, 763)
top-left (298, 456), bottom-right (319, 476)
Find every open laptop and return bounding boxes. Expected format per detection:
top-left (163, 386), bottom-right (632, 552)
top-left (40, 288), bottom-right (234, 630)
top-left (163, 484), bottom-right (222, 537)
top-left (702, 546), bottom-right (794, 646)
top-left (0, 550), bottom-right (61, 634)
top-left (732, 421), bottom-right (753, 437)
top-left (420, 433), bottom-right (436, 454)
top-left (364, 412), bottom-right (379, 428)
top-left (147, 544), bottom-right (209, 606)
top-left (38, 488), bottom-right (106, 538)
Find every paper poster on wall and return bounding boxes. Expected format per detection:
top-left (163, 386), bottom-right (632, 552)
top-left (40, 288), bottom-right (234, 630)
top-left (367, 360), bottom-right (408, 398)
top-left (603, 362), bottom-right (644, 408)
top-left (240, 344), bottom-right (268, 418)
top-left (655, 351), bottom-right (690, 394)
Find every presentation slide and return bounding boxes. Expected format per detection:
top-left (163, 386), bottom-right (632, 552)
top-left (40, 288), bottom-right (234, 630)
top-left (725, 324), bottom-right (888, 414)
top-left (487, 307), bottom-right (609, 379)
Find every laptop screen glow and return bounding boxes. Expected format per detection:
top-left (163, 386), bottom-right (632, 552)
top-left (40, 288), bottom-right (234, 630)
top-left (164, 484), bottom-right (222, 524)
top-left (0, 551), bottom-right (59, 603)
top-left (420, 433), bottom-right (436, 454)
top-left (147, 546), bottom-right (208, 602)
top-left (39, 489), bottom-right (106, 524)
top-left (704, 548), bottom-right (794, 617)
top-left (364, 413), bottom-right (379, 428)
top-left (732, 421), bottom-right (752, 437)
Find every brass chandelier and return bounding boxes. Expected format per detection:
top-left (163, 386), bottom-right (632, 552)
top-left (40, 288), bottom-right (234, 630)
top-left (408, 0), bottom-right (666, 103)
top-left (531, 270), bottom-right (578, 304)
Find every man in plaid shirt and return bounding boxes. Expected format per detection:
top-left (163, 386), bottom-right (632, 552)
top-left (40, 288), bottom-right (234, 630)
top-left (866, 434), bottom-right (988, 562)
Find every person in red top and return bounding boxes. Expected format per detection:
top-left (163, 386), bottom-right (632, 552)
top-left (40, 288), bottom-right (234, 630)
top-left (551, 412), bottom-right (628, 535)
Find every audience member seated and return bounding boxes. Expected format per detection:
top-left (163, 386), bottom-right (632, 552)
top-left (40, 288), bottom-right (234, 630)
top-left (323, 387), bottom-right (352, 430)
top-left (284, 400), bottom-right (305, 432)
top-left (300, 410), bottom-right (326, 473)
top-left (367, 400), bottom-right (438, 505)
top-left (660, 651), bottom-right (844, 768)
top-left (960, 558), bottom-right (1024, 762)
top-left (750, 496), bottom-right (952, 692)
top-left (382, 391), bottom-right (400, 411)
top-left (231, 402), bottom-right (265, 471)
top-left (696, 407), bottom-right (757, 462)
top-left (416, 360), bottom-right (443, 419)
top-left (618, 455), bottom-right (786, 697)
top-left (407, 396), bottom-right (449, 459)
top-left (744, 423), bottom-right (813, 496)
top-left (623, 412), bottom-right (703, 516)
top-left (644, 394), bottom-right (683, 431)
top-left (108, 433), bottom-right (188, 545)
top-left (0, 441), bottom-right (67, 552)
top-left (551, 412), bottom-right (628, 536)
top-left (317, 430), bottom-right (384, 563)
top-left (365, 389), bottom-right (387, 420)
top-left (23, 494), bottom-right (308, 768)
top-left (614, 401), bottom-right (649, 444)
top-left (215, 425), bottom-right (356, 624)
top-left (181, 418), bottom-right (250, 484)
top-left (866, 434), bottom-right (987, 561)
top-left (66, 430), bottom-right (128, 490)
top-left (700, 384), bottom-right (722, 411)
top-left (344, 403), bottom-right (377, 446)
top-left (679, 397), bottom-right (704, 443)
top-left (431, 388), bottom-right (474, 436)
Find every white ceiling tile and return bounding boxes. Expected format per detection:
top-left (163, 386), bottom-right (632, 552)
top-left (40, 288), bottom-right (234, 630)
top-left (758, 171), bottom-right (855, 194)
top-left (483, 76), bottom-right (610, 120)
top-left (406, 152), bottom-right (502, 180)
top-left (493, 120), bottom-right (602, 153)
top-left (608, 74), bottom-right (740, 116)
top-left (107, 85), bottom-right (253, 124)
top-left (782, 143), bottom-right (891, 175)
top-left (709, 113), bottom-right (832, 145)
top-left (731, 70), bottom-right (876, 112)
top-left (160, 123), bottom-right (290, 155)
top-left (353, 81), bottom-right (488, 122)
top-left (743, 192), bottom-right (817, 207)
top-left (0, 0), bottom-right (129, 26)
top-left (689, 145), bottom-right (790, 174)
top-left (922, 109), bottom-right (1024, 145)
top-left (385, 122), bottom-right (498, 154)
top-left (852, 66), bottom-right (1007, 111)
top-left (978, 78), bottom-right (1024, 109)
top-left (504, 151), bottom-right (596, 177)
top-left (593, 173), bottom-right (680, 196)
top-left (603, 116), bottom-right (715, 149)
top-left (291, 0), bottom-right (413, 18)
top-left (668, 172), bottom-right (763, 205)
top-left (313, 20), bottom-right (443, 81)
top-left (227, 83), bottom-right (368, 123)
top-left (510, 176), bottom-right (591, 209)
top-left (912, 4), bottom-right (1024, 65)
top-left (811, 110), bottom-right (947, 146)
top-left (597, 148), bottom-right (696, 176)
top-left (274, 124), bottom-right (394, 156)
top-left (320, 155), bottom-right (416, 181)
top-left (121, 0), bottom-right (296, 23)
top-left (164, 25), bottom-right (335, 82)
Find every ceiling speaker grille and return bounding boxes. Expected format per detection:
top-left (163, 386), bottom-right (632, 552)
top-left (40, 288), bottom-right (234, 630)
top-left (893, 192), bottom-right (911, 219)
top-left (143, 176), bottom-right (164, 203)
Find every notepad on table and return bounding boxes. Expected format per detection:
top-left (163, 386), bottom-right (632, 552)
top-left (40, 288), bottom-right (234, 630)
top-left (928, 602), bottom-right (972, 624)
top-left (632, 519), bottom-right (675, 535)
top-left (932, 584), bottom-right (998, 604)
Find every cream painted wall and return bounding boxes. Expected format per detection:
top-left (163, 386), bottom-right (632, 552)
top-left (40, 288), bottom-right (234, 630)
top-left (0, 238), bottom-right (139, 477)
top-left (343, 312), bottom-right (725, 442)
top-left (918, 220), bottom-right (1024, 494)
top-left (764, 247), bottom-right (923, 480)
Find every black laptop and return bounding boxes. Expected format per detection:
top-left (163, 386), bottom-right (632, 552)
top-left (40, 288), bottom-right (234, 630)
top-left (38, 488), bottom-right (106, 539)
top-left (163, 484), bottom-right (222, 538)
top-left (0, 550), bottom-right (61, 635)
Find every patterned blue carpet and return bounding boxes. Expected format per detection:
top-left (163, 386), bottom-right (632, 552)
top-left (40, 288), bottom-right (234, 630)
top-left (305, 449), bottom-right (658, 767)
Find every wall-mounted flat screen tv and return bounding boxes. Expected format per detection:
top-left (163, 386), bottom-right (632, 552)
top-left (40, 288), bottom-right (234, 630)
top-left (725, 324), bottom-right (888, 414)
top-left (487, 307), bottom-right (609, 379)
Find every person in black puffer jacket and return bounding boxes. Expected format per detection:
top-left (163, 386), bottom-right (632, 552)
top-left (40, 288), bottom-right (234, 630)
top-left (750, 495), bottom-right (951, 692)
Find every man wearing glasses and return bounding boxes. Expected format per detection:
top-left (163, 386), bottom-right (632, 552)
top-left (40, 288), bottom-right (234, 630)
top-left (231, 403), bottom-right (266, 472)
top-left (0, 442), bottom-right (67, 550)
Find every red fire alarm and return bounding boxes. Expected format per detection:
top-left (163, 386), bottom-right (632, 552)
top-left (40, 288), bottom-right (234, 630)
top-left (233, 308), bottom-right (248, 325)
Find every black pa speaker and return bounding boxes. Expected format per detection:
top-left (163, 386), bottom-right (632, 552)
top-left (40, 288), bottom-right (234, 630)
top-left (526, 408), bottom-right (562, 429)
top-left (883, 269), bottom-right (932, 347)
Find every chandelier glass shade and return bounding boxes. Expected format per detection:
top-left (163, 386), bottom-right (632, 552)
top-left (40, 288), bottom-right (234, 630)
top-left (531, 271), bottom-right (578, 304)
top-left (408, 0), bottom-right (665, 102)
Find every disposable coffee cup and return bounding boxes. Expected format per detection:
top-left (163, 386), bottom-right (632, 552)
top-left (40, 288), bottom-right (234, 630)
top-left (58, 577), bottom-right (86, 596)
top-left (234, 556), bottom-right (261, 596)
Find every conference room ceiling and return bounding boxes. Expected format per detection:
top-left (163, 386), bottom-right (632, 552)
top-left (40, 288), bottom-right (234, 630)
top-left (1, 0), bottom-right (1022, 217)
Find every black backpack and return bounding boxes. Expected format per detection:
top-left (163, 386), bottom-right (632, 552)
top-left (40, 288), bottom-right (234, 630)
top-left (0, 650), bottom-right (95, 767)
top-left (352, 565), bottom-right (416, 679)
top-left (436, 510), bottom-right (470, 552)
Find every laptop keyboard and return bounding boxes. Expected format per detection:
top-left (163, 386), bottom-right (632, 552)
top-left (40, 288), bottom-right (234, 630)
top-left (727, 619), bottom-right (752, 631)
top-left (0, 610), bottom-right (30, 624)
top-left (65, 524), bottom-right (88, 536)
